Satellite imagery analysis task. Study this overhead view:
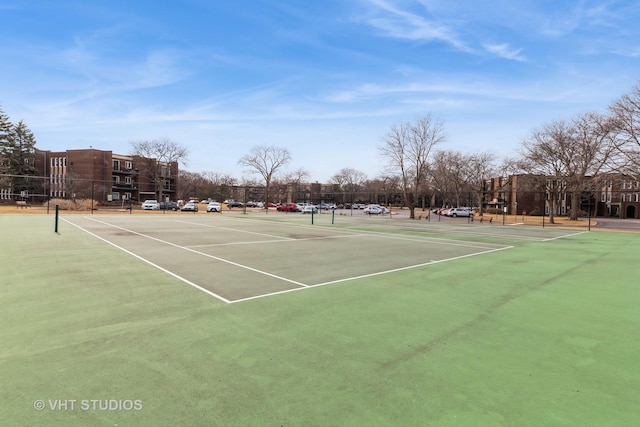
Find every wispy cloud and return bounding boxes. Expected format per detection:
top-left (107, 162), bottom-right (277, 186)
top-left (483, 43), bottom-right (527, 61)
top-left (363, 0), bottom-right (470, 52)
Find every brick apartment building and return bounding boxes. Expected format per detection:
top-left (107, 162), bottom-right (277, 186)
top-left (482, 173), bottom-right (640, 219)
top-left (34, 148), bottom-right (178, 204)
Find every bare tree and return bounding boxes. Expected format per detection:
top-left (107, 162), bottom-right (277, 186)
top-left (201, 172), bottom-right (237, 202)
top-left (376, 174), bottom-right (402, 207)
top-left (278, 168), bottom-right (309, 204)
top-left (609, 81), bottom-right (640, 177)
top-left (330, 167), bottom-right (367, 209)
top-left (431, 150), bottom-right (470, 208)
top-left (379, 114), bottom-right (445, 219)
top-left (519, 113), bottom-right (616, 222)
top-left (238, 145), bottom-right (291, 209)
top-left (463, 151), bottom-right (496, 213)
top-left (130, 137), bottom-right (188, 201)
top-left (520, 121), bottom-right (573, 223)
top-left (177, 171), bottom-right (206, 201)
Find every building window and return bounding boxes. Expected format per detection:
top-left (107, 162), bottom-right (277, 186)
top-left (124, 192), bottom-right (131, 200)
top-left (112, 159), bottom-right (120, 171)
top-left (125, 176), bottom-right (132, 184)
top-left (112, 176), bottom-right (120, 184)
top-left (112, 192), bottom-right (120, 201)
top-left (125, 161), bottom-right (132, 170)
top-left (601, 193), bottom-right (606, 202)
top-left (635, 194), bottom-right (639, 202)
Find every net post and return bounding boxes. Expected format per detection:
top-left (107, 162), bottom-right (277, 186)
top-left (54, 204), bottom-right (59, 233)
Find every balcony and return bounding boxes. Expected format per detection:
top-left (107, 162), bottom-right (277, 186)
top-left (112, 183), bottom-right (135, 190)
top-left (112, 168), bottom-right (137, 174)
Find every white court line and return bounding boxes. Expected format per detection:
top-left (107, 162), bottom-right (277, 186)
top-left (174, 219), bottom-right (296, 241)
top-left (65, 216), bottom-right (309, 300)
top-left (66, 215), bottom-right (517, 304)
top-left (230, 245), bottom-right (514, 304)
top-left (180, 215), bottom-right (368, 237)
top-left (61, 217), bottom-right (232, 304)
top-left (207, 215), bottom-right (507, 249)
top-left (542, 230), bottom-right (589, 241)
top-left (188, 233), bottom-right (367, 248)
top-left (386, 223), bottom-right (571, 242)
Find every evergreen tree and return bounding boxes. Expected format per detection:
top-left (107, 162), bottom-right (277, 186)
top-left (0, 107), bottom-right (14, 196)
top-left (0, 106), bottom-right (13, 173)
top-left (10, 120), bottom-right (37, 193)
top-left (0, 107), bottom-right (39, 198)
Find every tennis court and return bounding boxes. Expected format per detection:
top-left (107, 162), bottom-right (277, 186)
top-left (61, 213), bottom-right (582, 303)
top-left (2, 212), bottom-right (639, 426)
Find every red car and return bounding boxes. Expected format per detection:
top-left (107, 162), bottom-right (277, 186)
top-left (277, 203), bottom-right (299, 212)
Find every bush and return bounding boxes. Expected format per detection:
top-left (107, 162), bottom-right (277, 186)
top-left (49, 198), bottom-right (97, 211)
top-left (528, 208), bottom-right (543, 216)
top-left (483, 208), bottom-right (502, 215)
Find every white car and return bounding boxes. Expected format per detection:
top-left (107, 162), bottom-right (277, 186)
top-left (141, 199), bottom-right (159, 210)
top-left (206, 202), bottom-right (221, 212)
top-left (363, 205), bottom-right (389, 215)
top-left (446, 207), bottom-right (473, 217)
top-left (301, 205), bottom-right (318, 214)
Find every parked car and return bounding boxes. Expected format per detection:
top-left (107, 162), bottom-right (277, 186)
top-left (158, 201), bottom-right (179, 211)
top-left (227, 201), bottom-right (244, 208)
top-left (301, 205), bottom-right (318, 214)
top-left (206, 202), bottom-right (221, 213)
top-left (181, 202), bottom-right (198, 212)
top-left (447, 207), bottom-right (473, 217)
top-left (141, 199), bottom-right (159, 210)
top-left (363, 205), bottom-right (388, 215)
top-left (318, 203), bottom-right (337, 210)
top-left (277, 203), bottom-right (299, 212)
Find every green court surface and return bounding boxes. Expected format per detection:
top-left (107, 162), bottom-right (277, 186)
top-left (1, 213), bottom-right (638, 426)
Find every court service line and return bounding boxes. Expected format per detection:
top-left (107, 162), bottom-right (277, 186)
top-left (61, 217), bottom-right (233, 304)
top-left (542, 230), bottom-right (589, 241)
top-left (230, 245), bottom-right (515, 304)
top-left (174, 219), bottom-right (297, 241)
top-left (204, 214), bottom-right (368, 236)
top-left (187, 233), bottom-right (368, 248)
top-left (383, 223), bottom-right (554, 242)
top-left (215, 215), bottom-right (509, 249)
top-left (71, 216), bottom-right (309, 293)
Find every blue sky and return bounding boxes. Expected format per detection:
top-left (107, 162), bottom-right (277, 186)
top-left (1, 0), bottom-right (639, 182)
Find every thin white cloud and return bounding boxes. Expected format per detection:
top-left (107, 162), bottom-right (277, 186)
top-left (363, 0), bottom-right (470, 52)
top-left (483, 43), bottom-right (527, 62)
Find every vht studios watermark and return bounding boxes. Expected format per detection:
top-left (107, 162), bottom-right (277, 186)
top-left (34, 399), bottom-right (143, 411)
